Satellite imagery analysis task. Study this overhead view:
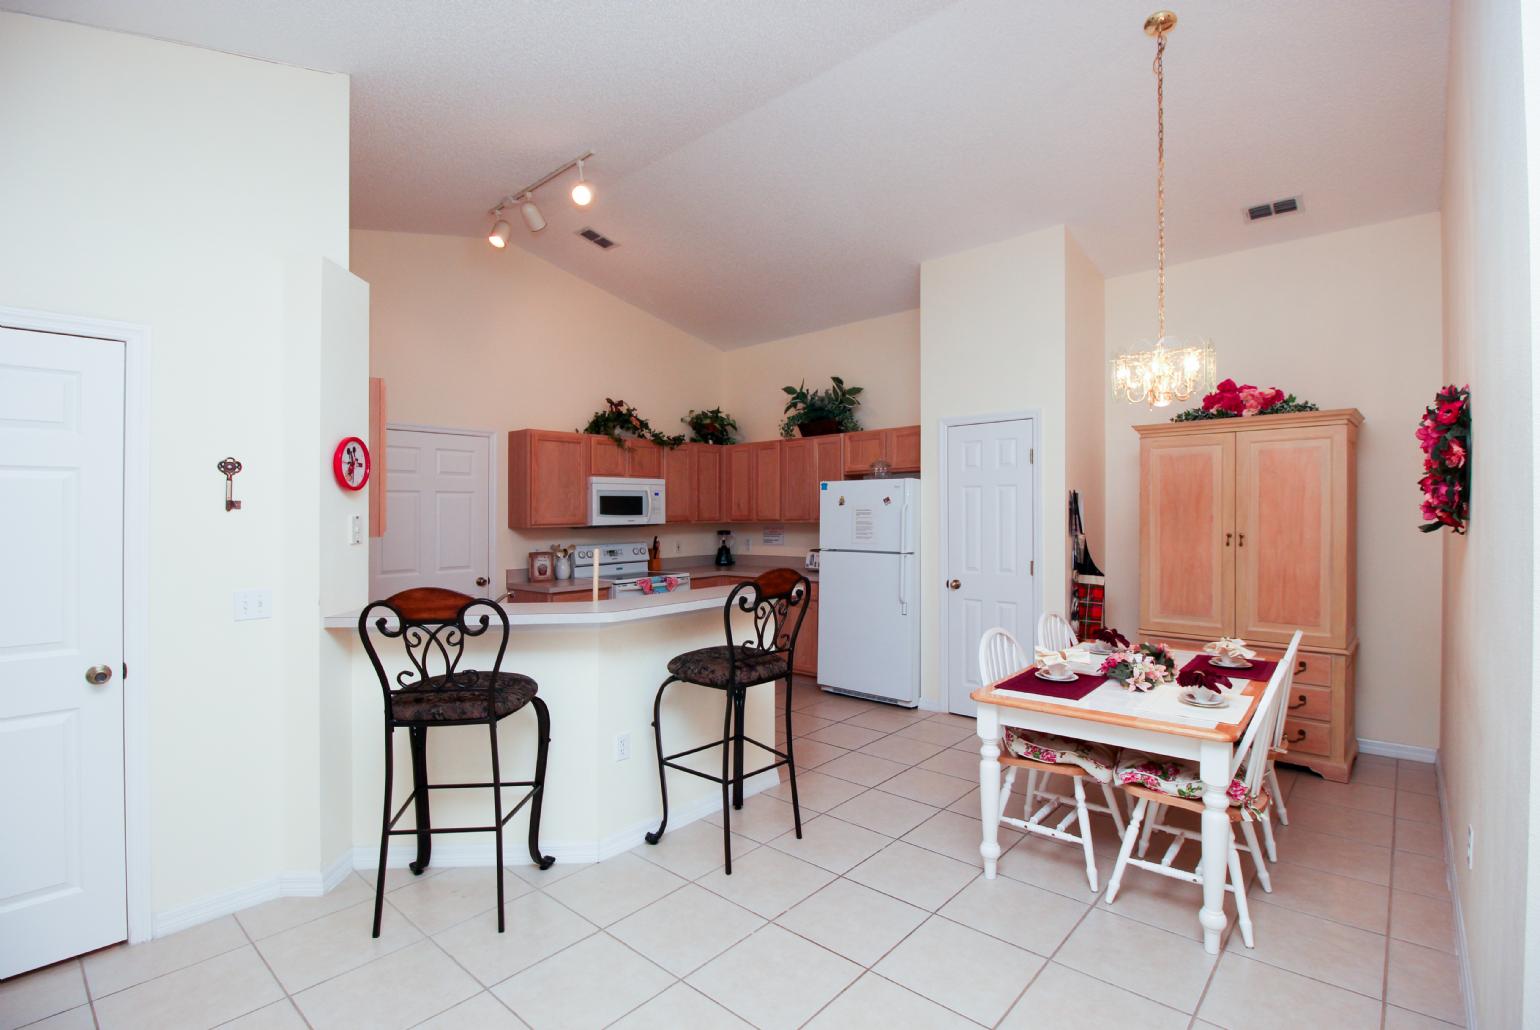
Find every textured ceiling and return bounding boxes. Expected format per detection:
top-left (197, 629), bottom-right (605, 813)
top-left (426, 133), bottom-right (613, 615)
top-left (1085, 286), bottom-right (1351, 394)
top-left (8, 0), bottom-right (1450, 347)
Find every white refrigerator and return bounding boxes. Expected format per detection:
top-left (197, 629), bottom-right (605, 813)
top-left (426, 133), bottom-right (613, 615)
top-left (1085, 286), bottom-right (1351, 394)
top-left (816, 478), bottom-right (921, 706)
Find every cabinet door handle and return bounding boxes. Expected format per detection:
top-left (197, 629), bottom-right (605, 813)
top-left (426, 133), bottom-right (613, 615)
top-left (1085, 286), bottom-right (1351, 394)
top-left (1237, 532), bottom-right (1246, 547)
top-left (1225, 532), bottom-right (1232, 547)
top-left (1288, 694), bottom-right (1307, 711)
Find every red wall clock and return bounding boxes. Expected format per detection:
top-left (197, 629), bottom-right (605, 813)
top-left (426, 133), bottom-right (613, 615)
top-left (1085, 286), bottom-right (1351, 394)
top-left (333, 436), bottom-right (371, 491)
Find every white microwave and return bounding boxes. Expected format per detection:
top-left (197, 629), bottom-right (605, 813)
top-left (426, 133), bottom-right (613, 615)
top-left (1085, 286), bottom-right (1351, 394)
top-left (588, 477), bottom-right (666, 526)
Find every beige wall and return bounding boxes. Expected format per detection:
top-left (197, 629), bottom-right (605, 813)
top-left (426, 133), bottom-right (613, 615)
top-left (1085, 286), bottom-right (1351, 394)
top-left (1440, 0), bottom-right (1536, 1024)
top-left (721, 309), bottom-right (921, 441)
top-left (0, 14), bottom-right (358, 918)
top-left (1064, 234), bottom-right (1106, 590)
top-left (919, 226), bottom-right (1073, 708)
top-left (351, 230), bottom-right (732, 564)
top-left (1103, 214), bottom-right (1444, 750)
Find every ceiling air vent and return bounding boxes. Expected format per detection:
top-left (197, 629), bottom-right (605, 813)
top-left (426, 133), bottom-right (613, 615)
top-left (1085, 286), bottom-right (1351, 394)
top-left (577, 227), bottom-right (617, 250)
top-left (1246, 196), bottom-right (1301, 222)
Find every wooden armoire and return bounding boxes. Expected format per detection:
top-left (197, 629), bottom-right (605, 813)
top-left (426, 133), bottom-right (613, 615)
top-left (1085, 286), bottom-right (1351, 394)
top-left (1135, 408), bottom-right (1362, 782)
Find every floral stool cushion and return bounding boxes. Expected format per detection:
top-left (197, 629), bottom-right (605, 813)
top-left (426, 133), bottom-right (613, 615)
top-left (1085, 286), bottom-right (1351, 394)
top-left (1114, 752), bottom-right (1264, 815)
top-left (1002, 728), bottom-right (1116, 784)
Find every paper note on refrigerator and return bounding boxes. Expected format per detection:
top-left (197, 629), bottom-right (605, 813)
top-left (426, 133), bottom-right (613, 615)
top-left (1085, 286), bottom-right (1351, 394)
top-left (853, 508), bottom-right (875, 542)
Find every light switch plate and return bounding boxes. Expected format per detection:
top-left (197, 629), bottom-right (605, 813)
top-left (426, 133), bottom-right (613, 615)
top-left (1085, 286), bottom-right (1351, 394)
top-left (234, 589), bottom-right (272, 621)
top-left (347, 513), bottom-right (363, 545)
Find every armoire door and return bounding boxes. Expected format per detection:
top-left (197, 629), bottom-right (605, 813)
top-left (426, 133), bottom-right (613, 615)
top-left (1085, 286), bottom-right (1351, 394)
top-left (1140, 431), bottom-right (1234, 640)
top-left (1233, 425), bottom-right (1348, 649)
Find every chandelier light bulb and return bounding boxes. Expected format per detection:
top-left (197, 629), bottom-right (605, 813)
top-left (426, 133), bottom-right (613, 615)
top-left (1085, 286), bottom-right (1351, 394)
top-left (570, 159), bottom-right (594, 206)
top-left (487, 218), bottom-right (511, 249)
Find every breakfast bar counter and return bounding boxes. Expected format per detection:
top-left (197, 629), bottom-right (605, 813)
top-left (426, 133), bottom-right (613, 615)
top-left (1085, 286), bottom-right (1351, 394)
top-left (323, 584), bottom-right (776, 867)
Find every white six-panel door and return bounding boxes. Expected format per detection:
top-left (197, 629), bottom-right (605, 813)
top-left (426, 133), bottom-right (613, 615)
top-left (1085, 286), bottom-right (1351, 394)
top-left (369, 427), bottom-right (493, 600)
top-left (943, 417), bottom-right (1037, 715)
top-left (0, 326), bottom-right (127, 977)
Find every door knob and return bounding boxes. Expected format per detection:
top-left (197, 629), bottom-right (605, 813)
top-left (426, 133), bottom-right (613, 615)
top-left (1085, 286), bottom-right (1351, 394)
top-left (85, 665), bottom-right (113, 686)
top-left (476, 576), bottom-right (490, 587)
top-left (947, 579), bottom-right (961, 590)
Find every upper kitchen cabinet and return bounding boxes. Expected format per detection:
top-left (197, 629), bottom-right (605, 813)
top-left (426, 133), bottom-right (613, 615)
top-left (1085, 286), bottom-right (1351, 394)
top-left (842, 426), bottom-right (921, 476)
top-left (782, 436), bottom-right (843, 522)
top-left (724, 444), bottom-right (754, 521)
top-left (750, 440), bottom-right (782, 521)
top-left (693, 444), bottom-right (724, 522)
top-left (663, 444), bottom-right (695, 523)
top-left (586, 435), bottom-right (663, 478)
top-left (509, 429), bottom-right (588, 528)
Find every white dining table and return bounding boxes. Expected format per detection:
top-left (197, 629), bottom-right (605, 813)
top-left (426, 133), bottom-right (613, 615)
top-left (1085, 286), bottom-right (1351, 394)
top-left (973, 649), bottom-right (1264, 955)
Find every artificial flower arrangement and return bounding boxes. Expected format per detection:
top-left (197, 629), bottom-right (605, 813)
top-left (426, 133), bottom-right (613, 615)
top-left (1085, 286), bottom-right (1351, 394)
top-left (1172, 378), bottom-right (1319, 423)
top-left (580, 398), bottom-right (685, 448)
top-left (1099, 642), bottom-right (1178, 692)
top-left (1416, 384), bottom-right (1470, 534)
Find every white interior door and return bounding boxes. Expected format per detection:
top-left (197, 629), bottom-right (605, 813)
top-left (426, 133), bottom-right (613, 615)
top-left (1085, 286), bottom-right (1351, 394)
top-left (0, 326), bottom-right (126, 977)
top-left (943, 417), bottom-right (1037, 715)
top-left (370, 427), bottom-right (493, 599)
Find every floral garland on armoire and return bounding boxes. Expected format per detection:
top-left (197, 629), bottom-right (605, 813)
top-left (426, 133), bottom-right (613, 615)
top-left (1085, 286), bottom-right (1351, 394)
top-left (1416, 385), bottom-right (1470, 534)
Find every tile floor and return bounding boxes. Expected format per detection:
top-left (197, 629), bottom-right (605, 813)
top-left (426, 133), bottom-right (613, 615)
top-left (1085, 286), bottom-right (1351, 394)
top-left (1, 679), bottom-right (1467, 1029)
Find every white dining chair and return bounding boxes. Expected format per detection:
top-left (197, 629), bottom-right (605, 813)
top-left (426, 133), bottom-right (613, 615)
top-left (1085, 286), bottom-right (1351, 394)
top-left (1104, 631), bottom-right (1303, 948)
top-left (978, 627), bottom-right (1125, 892)
top-left (1258, 669), bottom-right (1296, 860)
top-left (1036, 611), bottom-right (1078, 651)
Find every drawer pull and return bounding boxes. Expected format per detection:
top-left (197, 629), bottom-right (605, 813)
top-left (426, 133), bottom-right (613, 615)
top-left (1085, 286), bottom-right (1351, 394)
top-left (1295, 660), bottom-right (1307, 674)
top-left (1287, 694), bottom-right (1308, 711)
top-left (1285, 728), bottom-right (1307, 744)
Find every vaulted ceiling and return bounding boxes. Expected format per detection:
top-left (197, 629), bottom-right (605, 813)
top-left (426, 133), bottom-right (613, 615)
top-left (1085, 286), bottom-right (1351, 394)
top-left (8, 0), bottom-right (1449, 346)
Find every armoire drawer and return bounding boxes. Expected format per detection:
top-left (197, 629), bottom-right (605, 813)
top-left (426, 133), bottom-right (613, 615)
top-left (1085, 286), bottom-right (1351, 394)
top-left (1254, 647), bottom-right (1336, 686)
top-left (1281, 716), bottom-right (1331, 757)
top-left (1282, 684), bottom-right (1333, 721)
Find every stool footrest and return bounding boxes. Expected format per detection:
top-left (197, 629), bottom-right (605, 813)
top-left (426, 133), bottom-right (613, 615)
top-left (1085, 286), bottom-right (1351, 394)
top-left (387, 784), bottom-right (542, 832)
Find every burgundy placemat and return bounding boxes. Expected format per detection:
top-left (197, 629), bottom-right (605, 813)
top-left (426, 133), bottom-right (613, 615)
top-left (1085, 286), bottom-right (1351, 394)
top-left (1179, 654), bottom-right (1278, 683)
top-left (992, 667), bottom-right (1108, 701)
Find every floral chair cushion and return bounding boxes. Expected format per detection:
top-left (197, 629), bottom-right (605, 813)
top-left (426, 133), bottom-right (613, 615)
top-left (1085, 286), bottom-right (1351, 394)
top-left (390, 671), bottom-right (537, 723)
top-left (1114, 752), bottom-right (1266, 816)
top-left (1002, 728), bottom-right (1116, 784)
top-left (667, 645), bottom-right (788, 688)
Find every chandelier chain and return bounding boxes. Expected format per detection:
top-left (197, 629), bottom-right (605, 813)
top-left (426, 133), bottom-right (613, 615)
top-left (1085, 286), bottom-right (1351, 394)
top-left (1154, 29), bottom-right (1167, 342)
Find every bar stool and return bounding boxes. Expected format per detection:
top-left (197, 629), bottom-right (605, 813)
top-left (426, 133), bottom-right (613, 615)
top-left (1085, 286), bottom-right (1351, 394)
top-left (358, 588), bottom-right (554, 937)
top-left (645, 569), bottom-right (812, 874)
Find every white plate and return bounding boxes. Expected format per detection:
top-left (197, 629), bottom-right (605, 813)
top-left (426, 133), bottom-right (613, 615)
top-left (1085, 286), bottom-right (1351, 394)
top-left (1209, 655), bottom-right (1253, 669)
top-left (1084, 641), bottom-right (1114, 655)
top-left (1034, 668), bottom-right (1078, 683)
top-left (1179, 688), bottom-right (1228, 708)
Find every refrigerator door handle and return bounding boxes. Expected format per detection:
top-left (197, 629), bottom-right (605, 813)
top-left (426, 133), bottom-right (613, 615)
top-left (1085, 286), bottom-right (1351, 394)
top-left (898, 505), bottom-right (909, 615)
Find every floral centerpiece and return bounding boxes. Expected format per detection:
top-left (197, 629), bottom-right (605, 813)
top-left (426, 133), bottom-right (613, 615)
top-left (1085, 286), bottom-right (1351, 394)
top-left (1099, 642), bottom-right (1178, 692)
top-left (1172, 379), bottom-right (1319, 422)
top-left (1416, 385), bottom-right (1470, 534)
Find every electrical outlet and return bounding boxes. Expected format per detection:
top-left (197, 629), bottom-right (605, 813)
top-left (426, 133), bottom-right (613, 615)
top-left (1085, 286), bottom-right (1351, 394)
top-left (614, 732), bottom-right (631, 762)
top-left (234, 588), bottom-right (272, 621)
top-left (347, 513), bottom-right (363, 545)
top-left (1467, 825), bottom-right (1474, 869)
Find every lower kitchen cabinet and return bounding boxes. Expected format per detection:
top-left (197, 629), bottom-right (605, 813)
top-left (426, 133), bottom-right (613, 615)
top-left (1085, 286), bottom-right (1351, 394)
top-left (793, 582), bottom-right (820, 678)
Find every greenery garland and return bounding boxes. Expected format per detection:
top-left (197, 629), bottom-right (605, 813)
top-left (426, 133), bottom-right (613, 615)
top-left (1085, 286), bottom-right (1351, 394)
top-left (1171, 380), bottom-right (1319, 422)
top-left (579, 398), bottom-right (685, 448)
top-left (1172, 396), bottom-right (1319, 422)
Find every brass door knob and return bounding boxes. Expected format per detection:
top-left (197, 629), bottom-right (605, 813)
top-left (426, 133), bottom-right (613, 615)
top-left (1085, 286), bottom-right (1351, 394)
top-left (475, 576), bottom-right (490, 587)
top-left (947, 579), bottom-right (961, 590)
top-left (85, 665), bottom-right (113, 686)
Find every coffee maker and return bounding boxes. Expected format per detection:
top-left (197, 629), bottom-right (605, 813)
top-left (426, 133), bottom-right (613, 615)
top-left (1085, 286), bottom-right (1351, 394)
top-left (714, 530), bottom-right (736, 567)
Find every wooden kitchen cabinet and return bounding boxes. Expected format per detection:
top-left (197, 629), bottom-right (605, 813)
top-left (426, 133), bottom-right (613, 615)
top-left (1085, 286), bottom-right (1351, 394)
top-left (750, 441), bottom-right (782, 521)
top-left (626, 441), bottom-right (664, 479)
top-left (724, 444), bottom-right (754, 521)
top-left (1136, 409), bottom-right (1361, 781)
top-left (587, 435), bottom-right (664, 478)
top-left (368, 377), bottom-right (387, 537)
top-left (793, 581), bottom-right (820, 678)
top-left (781, 436), bottom-right (843, 522)
top-left (841, 426), bottom-right (921, 475)
top-left (663, 444), bottom-right (695, 523)
top-left (692, 444), bottom-right (725, 522)
top-left (508, 430), bottom-right (589, 528)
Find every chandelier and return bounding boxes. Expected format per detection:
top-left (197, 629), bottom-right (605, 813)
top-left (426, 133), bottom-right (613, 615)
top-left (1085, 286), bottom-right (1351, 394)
top-left (1111, 11), bottom-right (1216, 408)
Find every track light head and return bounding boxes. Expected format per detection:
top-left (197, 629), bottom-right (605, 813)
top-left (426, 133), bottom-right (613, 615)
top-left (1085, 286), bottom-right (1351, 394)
top-left (520, 195), bottom-right (546, 232)
top-left (487, 217), bottom-right (511, 249)
top-left (571, 158), bottom-right (594, 207)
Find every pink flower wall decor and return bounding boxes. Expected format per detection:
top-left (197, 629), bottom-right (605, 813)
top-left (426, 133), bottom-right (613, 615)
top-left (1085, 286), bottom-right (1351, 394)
top-left (1416, 384), bottom-right (1470, 534)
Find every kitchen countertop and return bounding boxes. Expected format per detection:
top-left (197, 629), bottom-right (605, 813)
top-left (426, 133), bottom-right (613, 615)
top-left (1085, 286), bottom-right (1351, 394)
top-left (325, 584), bottom-right (744, 629)
top-left (503, 578), bottom-right (618, 595)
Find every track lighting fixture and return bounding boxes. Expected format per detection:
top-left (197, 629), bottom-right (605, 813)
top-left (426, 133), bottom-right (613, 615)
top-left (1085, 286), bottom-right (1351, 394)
top-left (570, 158), bottom-right (594, 207)
top-left (486, 150), bottom-right (595, 248)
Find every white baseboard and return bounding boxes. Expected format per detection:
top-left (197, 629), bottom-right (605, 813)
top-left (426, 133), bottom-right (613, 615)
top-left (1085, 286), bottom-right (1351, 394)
top-left (1435, 759), bottom-right (1478, 1029)
top-left (1357, 737), bottom-right (1438, 763)
top-left (152, 850), bottom-right (354, 938)
top-left (351, 771), bottom-right (778, 871)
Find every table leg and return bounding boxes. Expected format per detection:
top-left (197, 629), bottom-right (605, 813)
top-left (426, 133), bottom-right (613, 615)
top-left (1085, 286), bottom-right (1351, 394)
top-left (976, 704), bottom-right (1002, 878)
top-left (1197, 740), bottom-right (1231, 955)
